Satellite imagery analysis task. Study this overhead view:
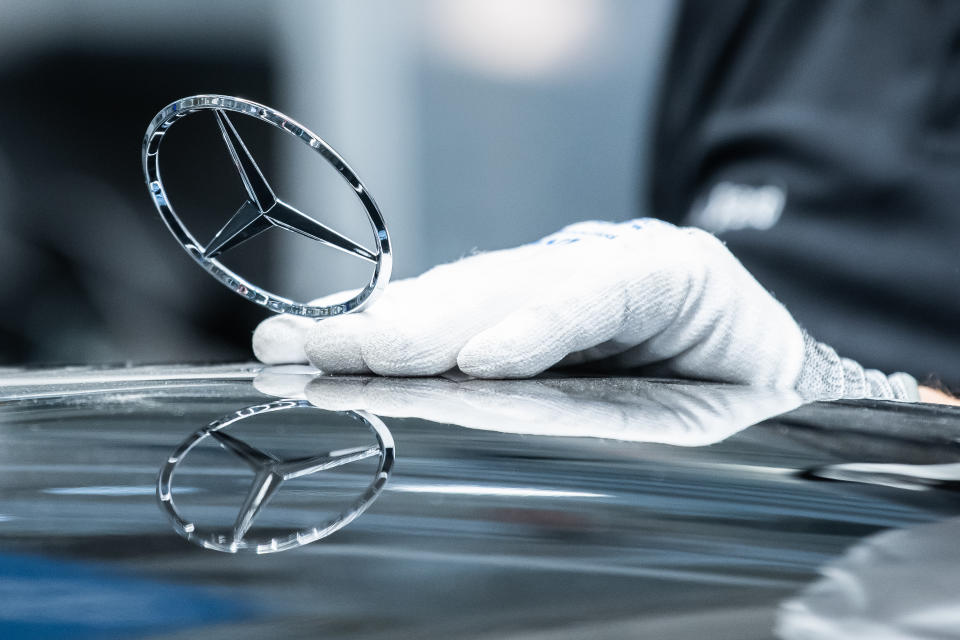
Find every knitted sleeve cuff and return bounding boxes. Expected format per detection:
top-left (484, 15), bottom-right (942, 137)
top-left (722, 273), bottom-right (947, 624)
top-left (794, 332), bottom-right (919, 402)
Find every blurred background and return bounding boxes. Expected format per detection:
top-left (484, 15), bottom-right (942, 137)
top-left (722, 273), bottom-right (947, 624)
top-left (4, 0), bottom-right (958, 389)
top-left (0, 0), bottom-right (674, 364)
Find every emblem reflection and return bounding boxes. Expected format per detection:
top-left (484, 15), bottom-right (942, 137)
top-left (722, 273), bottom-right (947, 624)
top-left (157, 400), bottom-right (394, 554)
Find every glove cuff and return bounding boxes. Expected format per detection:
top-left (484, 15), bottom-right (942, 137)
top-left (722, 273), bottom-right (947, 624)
top-left (795, 332), bottom-right (919, 402)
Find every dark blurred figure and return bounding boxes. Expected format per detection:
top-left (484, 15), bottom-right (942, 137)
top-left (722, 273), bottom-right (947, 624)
top-left (0, 49), bottom-right (275, 363)
top-left (650, 0), bottom-right (960, 388)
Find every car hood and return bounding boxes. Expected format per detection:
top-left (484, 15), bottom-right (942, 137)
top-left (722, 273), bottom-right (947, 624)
top-left (1, 364), bottom-right (959, 639)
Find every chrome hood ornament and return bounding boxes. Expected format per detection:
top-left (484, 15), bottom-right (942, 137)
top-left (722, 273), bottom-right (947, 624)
top-left (142, 95), bottom-right (391, 317)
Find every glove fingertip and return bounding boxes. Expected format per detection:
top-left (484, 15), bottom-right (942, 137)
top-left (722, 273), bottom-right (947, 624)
top-left (304, 316), bottom-right (371, 374)
top-left (457, 327), bottom-right (553, 379)
top-left (252, 315), bottom-right (315, 364)
top-left (359, 324), bottom-right (462, 376)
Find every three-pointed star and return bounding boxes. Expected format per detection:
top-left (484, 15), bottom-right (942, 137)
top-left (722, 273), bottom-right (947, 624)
top-left (203, 110), bottom-right (377, 263)
top-left (208, 428), bottom-right (381, 543)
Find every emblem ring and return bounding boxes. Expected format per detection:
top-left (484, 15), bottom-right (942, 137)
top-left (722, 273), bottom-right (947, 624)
top-left (157, 400), bottom-right (394, 554)
top-left (142, 94), bottom-right (392, 317)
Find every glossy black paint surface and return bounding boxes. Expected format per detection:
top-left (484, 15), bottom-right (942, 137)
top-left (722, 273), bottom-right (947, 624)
top-left (1, 365), bottom-right (958, 639)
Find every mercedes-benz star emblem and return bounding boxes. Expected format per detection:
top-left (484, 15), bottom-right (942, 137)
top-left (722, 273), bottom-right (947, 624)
top-left (142, 95), bottom-right (392, 317)
top-left (157, 399), bottom-right (394, 554)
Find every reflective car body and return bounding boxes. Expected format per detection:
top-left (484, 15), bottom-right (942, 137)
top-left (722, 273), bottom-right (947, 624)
top-left (1, 365), bottom-right (959, 639)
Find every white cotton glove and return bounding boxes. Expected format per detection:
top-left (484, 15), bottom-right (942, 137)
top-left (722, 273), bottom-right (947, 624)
top-left (253, 219), bottom-right (918, 401)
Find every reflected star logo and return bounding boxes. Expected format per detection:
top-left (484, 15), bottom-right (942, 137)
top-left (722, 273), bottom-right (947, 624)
top-left (143, 95), bottom-right (392, 317)
top-left (157, 400), bottom-right (394, 554)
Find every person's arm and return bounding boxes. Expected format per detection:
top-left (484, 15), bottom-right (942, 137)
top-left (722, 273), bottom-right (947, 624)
top-left (918, 386), bottom-right (960, 406)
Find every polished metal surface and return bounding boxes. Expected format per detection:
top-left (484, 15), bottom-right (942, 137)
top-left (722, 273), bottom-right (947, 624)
top-left (2, 365), bottom-right (960, 639)
top-left (142, 95), bottom-right (392, 316)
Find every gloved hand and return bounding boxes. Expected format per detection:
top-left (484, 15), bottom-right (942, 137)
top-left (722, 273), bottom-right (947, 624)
top-left (253, 219), bottom-right (918, 401)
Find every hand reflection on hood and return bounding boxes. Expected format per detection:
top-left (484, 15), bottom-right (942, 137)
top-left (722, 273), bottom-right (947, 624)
top-left (254, 367), bottom-right (803, 447)
top-left (777, 516), bottom-right (960, 640)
